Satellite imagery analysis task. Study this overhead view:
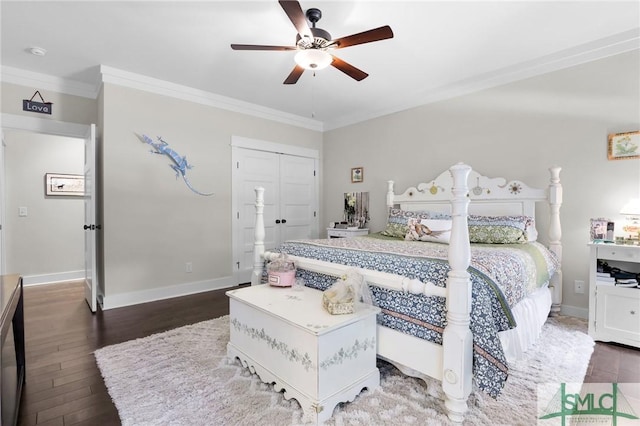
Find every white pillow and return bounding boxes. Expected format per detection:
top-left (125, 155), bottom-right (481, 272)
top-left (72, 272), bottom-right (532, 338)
top-left (405, 218), bottom-right (452, 244)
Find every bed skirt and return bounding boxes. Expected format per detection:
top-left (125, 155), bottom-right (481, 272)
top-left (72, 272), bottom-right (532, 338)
top-left (499, 284), bottom-right (552, 363)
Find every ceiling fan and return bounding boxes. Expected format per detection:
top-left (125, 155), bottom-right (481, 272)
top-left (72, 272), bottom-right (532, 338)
top-left (230, 0), bottom-right (394, 84)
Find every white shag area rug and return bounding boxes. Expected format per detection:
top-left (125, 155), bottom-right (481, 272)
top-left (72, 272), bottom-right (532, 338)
top-left (94, 315), bottom-right (593, 425)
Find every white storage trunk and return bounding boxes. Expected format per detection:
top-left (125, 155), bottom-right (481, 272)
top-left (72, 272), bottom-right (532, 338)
top-left (227, 284), bottom-right (380, 424)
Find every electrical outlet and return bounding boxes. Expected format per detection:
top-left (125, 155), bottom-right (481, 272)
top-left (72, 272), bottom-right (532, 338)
top-left (185, 262), bottom-right (193, 273)
top-left (574, 280), bottom-right (585, 294)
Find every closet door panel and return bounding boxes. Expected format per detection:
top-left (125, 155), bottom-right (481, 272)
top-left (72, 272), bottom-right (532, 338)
top-left (279, 155), bottom-right (316, 242)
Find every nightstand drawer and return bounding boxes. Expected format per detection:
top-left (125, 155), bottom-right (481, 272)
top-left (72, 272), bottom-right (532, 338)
top-left (328, 229), bottom-right (350, 238)
top-left (596, 285), bottom-right (640, 343)
top-left (596, 245), bottom-right (640, 262)
top-left (326, 228), bottom-right (369, 239)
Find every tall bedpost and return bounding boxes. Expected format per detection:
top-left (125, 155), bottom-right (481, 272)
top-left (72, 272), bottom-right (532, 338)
top-left (386, 180), bottom-right (395, 208)
top-left (251, 186), bottom-right (266, 286)
top-left (548, 166), bottom-right (563, 315)
top-left (442, 163), bottom-right (473, 423)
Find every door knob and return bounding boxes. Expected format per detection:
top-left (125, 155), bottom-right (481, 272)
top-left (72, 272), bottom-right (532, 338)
top-left (83, 224), bottom-right (91, 230)
top-left (282, 219), bottom-right (287, 224)
top-left (275, 219), bottom-right (281, 224)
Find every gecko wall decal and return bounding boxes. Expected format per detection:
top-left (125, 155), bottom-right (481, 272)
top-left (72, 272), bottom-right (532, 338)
top-left (137, 134), bottom-right (215, 196)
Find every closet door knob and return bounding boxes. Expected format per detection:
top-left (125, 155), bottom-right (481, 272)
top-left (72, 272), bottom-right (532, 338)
top-left (282, 219), bottom-right (287, 224)
top-left (275, 219), bottom-right (281, 224)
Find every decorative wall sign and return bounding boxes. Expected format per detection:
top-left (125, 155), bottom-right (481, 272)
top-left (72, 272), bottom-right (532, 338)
top-left (45, 173), bottom-right (84, 197)
top-left (23, 91), bottom-right (53, 115)
top-left (138, 134), bottom-right (215, 196)
top-left (608, 131), bottom-right (639, 160)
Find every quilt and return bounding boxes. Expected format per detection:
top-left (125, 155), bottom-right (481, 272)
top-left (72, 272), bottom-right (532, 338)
top-left (276, 235), bottom-right (559, 397)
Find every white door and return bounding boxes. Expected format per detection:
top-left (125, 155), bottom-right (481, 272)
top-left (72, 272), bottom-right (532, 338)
top-left (233, 148), bottom-right (317, 283)
top-left (280, 155), bottom-right (316, 241)
top-left (84, 124), bottom-right (98, 312)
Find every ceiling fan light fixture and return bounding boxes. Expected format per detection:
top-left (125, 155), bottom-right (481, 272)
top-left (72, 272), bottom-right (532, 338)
top-left (294, 49), bottom-right (332, 70)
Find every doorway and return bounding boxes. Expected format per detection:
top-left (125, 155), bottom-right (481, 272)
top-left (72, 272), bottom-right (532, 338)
top-left (2, 129), bottom-right (84, 283)
top-left (1, 114), bottom-right (93, 290)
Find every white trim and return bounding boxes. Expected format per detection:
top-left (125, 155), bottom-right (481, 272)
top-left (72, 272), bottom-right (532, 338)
top-left (100, 276), bottom-right (236, 310)
top-left (231, 135), bottom-right (319, 159)
top-left (22, 270), bottom-right (85, 286)
top-left (560, 304), bottom-right (589, 320)
top-left (0, 66), bottom-right (99, 99)
top-left (1, 113), bottom-right (90, 138)
top-left (100, 65), bottom-right (324, 132)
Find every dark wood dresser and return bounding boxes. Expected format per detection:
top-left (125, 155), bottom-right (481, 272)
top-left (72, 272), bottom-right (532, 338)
top-left (1, 274), bottom-right (25, 426)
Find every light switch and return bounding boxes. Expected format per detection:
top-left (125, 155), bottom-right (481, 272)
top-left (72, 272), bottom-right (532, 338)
top-left (18, 206), bottom-right (28, 217)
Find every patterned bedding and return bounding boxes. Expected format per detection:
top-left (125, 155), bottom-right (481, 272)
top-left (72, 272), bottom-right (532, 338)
top-left (275, 234), bottom-right (559, 397)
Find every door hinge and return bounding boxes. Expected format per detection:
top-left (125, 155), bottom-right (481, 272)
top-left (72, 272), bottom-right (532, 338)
top-left (237, 161), bottom-right (240, 169)
top-left (313, 170), bottom-right (316, 176)
top-left (237, 212), bottom-right (240, 219)
top-left (236, 262), bottom-right (240, 270)
top-left (314, 211), bottom-right (316, 217)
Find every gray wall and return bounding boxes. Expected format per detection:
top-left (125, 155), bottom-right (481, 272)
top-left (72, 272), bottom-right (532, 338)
top-left (4, 130), bottom-right (84, 281)
top-left (100, 83), bottom-right (323, 306)
top-left (2, 50), bottom-right (637, 315)
top-left (322, 50), bottom-right (640, 317)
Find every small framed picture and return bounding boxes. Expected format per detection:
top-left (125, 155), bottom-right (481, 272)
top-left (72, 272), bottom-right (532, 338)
top-left (608, 131), bottom-right (639, 160)
top-left (590, 218), bottom-right (612, 241)
top-left (45, 173), bottom-right (85, 197)
top-left (351, 167), bottom-right (363, 183)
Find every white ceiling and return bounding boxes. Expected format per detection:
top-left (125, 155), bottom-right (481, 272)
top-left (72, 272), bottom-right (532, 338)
top-left (1, 1), bottom-right (639, 130)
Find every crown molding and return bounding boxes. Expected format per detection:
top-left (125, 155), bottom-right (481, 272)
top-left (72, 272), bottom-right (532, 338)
top-left (323, 28), bottom-right (640, 131)
top-left (0, 65), bottom-right (323, 132)
top-left (0, 66), bottom-right (100, 99)
top-left (99, 66), bottom-right (323, 132)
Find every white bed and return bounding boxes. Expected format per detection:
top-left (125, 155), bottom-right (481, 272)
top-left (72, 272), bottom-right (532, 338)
top-left (250, 163), bottom-right (563, 423)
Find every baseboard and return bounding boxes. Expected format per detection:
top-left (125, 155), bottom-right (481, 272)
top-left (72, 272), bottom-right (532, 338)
top-left (560, 304), bottom-right (588, 320)
top-left (22, 270), bottom-right (85, 286)
top-left (101, 276), bottom-right (236, 310)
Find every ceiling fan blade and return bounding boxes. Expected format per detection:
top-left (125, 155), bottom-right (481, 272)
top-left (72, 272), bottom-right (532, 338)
top-left (231, 44), bottom-right (297, 51)
top-left (331, 56), bottom-right (368, 81)
top-left (331, 25), bottom-right (394, 49)
top-left (283, 65), bottom-right (305, 84)
top-left (278, 0), bottom-right (313, 39)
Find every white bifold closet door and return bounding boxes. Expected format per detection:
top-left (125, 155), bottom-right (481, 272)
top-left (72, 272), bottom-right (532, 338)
top-left (235, 148), bottom-right (317, 283)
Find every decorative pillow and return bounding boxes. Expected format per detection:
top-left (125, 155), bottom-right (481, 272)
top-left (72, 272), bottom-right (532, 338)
top-left (381, 208), bottom-right (451, 239)
top-left (405, 218), bottom-right (452, 244)
top-left (467, 215), bottom-right (534, 244)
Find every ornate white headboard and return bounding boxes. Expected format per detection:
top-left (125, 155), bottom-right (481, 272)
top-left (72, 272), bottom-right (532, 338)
top-left (387, 166), bottom-right (560, 221)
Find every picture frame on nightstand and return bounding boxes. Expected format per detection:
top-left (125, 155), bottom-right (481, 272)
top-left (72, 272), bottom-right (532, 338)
top-left (590, 218), bottom-right (613, 241)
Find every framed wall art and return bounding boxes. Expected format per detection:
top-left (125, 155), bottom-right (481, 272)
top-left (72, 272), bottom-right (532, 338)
top-left (351, 167), bottom-right (363, 183)
top-left (45, 173), bottom-right (85, 197)
top-left (608, 131), bottom-right (639, 160)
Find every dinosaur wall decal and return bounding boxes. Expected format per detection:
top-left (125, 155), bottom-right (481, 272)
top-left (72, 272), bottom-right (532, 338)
top-left (137, 134), bottom-right (215, 196)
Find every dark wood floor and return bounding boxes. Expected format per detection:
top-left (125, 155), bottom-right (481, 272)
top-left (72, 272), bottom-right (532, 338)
top-left (16, 281), bottom-right (640, 425)
top-left (17, 281), bottom-right (236, 426)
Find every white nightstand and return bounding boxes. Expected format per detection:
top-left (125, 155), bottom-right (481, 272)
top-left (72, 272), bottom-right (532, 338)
top-left (588, 243), bottom-right (640, 348)
top-left (327, 228), bottom-right (369, 238)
